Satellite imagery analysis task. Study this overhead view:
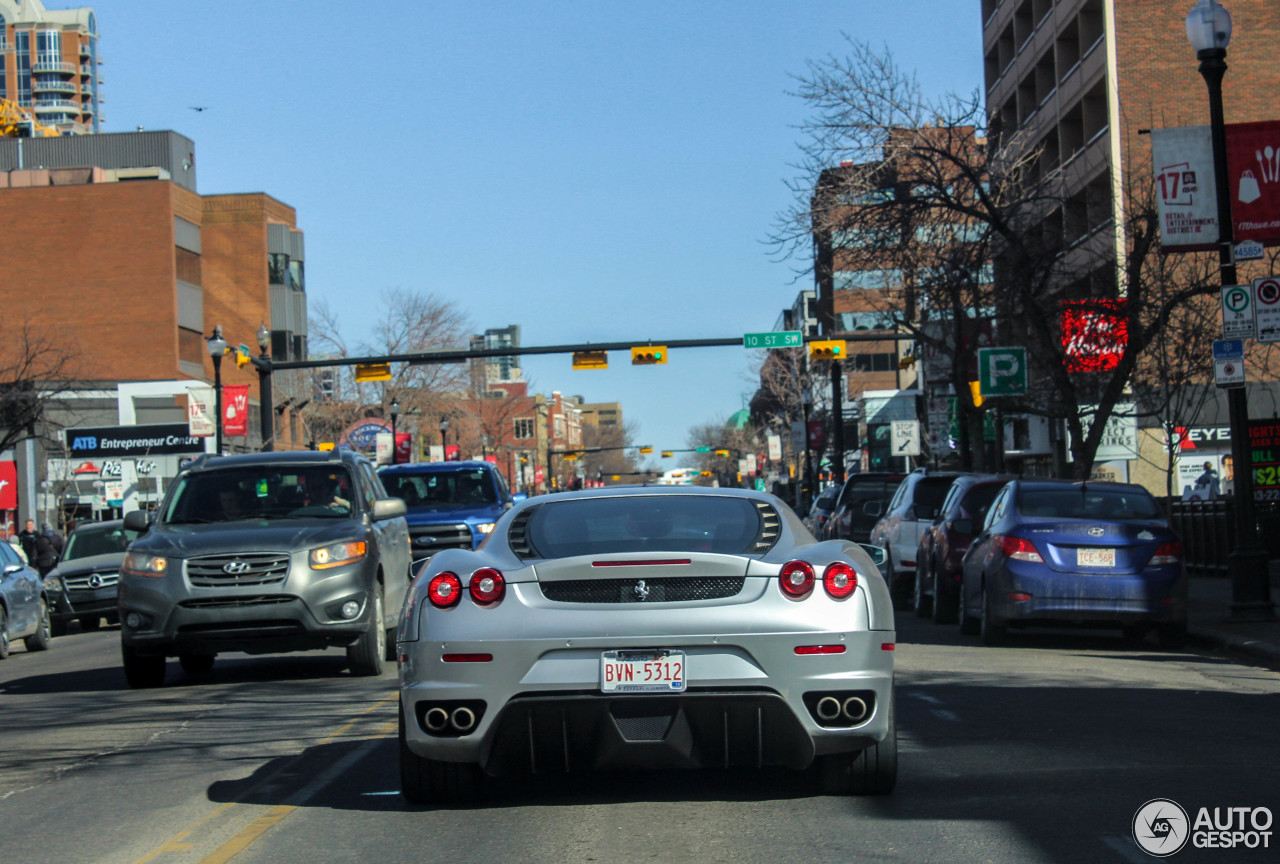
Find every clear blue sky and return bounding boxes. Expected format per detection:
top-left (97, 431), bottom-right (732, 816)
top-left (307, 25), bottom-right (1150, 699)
top-left (89, 0), bottom-right (982, 467)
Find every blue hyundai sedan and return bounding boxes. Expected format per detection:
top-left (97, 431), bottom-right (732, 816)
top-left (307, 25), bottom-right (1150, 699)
top-left (958, 479), bottom-right (1186, 648)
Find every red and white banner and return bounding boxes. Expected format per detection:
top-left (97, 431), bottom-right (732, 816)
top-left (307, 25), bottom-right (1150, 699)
top-left (394, 433), bottom-right (412, 464)
top-left (223, 384), bottom-right (250, 437)
top-left (188, 386), bottom-right (215, 437)
top-left (1152, 120), bottom-right (1280, 252)
top-left (1061, 299), bottom-right (1128, 373)
top-left (0, 460), bottom-right (17, 511)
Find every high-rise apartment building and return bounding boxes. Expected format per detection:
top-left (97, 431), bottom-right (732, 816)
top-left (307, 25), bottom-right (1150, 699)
top-left (981, 0), bottom-right (1280, 294)
top-left (470, 324), bottom-right (522, 391)
top-left (0, 0), bottom-right (101, 134)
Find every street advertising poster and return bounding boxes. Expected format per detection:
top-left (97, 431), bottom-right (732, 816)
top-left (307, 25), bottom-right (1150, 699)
top-left (187, 387), bottom-right (215, 437)
top-left (341, 418), bottom-right (390, 454)
top-left (767, 433), bottom-right (782, 461)
top-left (1069, 403), bottom-right (1138, 462)
top-left (223, 384), bottom-right (250, 437)
top-left (1224, 120), bottom-right (1280, 247)
top-left (1152, 125), bottom-right (1217, 252)
top-left (1060, 300), bottom-right (1128, 372)
top-left (1248, 419), bottom-right (1280, 502)
top-left (375, 432), bottom-right (393, 465)
top-left (1153, 121), bottom-right (1280, 252)
top-left (395, 433), bottom-right (412, 464)
top-left (0, 459), bottom-right (16, 510)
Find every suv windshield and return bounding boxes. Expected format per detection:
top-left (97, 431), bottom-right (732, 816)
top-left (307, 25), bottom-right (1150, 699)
top-left (162, 466), bottom-right (357, 523)
top-left (382, 469), bottom-right (497, 509)
top-left (62, 524), bottom-right (140, 560)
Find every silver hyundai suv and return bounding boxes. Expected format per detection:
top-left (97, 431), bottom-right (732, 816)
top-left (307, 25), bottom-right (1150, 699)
top-left (119, 448), bottom-right (410, 687)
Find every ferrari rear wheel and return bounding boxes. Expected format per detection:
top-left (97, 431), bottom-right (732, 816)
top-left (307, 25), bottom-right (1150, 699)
top-left (400, 698), bottom-right (484, 805)
top-left (816, 692), bottom-right (897, 796)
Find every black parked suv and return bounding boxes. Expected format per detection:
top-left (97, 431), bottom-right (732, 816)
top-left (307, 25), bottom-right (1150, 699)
top-left (119, 448), bottom-right (411, 688)
top-left (44, 519), bottom-right (140, 635)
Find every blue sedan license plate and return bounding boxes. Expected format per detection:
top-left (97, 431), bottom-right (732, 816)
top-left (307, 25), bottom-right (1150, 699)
top-left (1078, 547), bottom-right (1115, 567)
top-left (600, 649), bottom-right (686, 693)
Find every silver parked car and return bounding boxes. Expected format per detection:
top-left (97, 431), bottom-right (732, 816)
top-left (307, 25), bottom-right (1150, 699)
top-left (397, 486), bottom-right (897, 803)
top-left (1, 539), bottom-right (51, 659)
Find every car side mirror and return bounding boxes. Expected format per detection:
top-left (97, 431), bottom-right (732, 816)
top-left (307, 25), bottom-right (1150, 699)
top-left (863, 500), bottom-right (883, 517)
top-left (857, 543), bottom-right (888, 569)
top-left (372, 498), bottom-right (407, 521)
top-left (951, 518), bottom-right (973, 535)
top-left (123, 510), bottom-right (151, 532)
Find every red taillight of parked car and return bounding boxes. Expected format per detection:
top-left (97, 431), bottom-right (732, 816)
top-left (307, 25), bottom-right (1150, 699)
top-left (428, 572), bottom-right (463, 608)
top-left (822, 562), bottom-right (858, 599)
top-left (779, 560), bottom-right (815, 598)
top-left (998, 535), bottom-right (1044, 563)
top-left (469, 568), bottom-right (506, 605)
top-left (1148, 541), bottom-right (1183, 567)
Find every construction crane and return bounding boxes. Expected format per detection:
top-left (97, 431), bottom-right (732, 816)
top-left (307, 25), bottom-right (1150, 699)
top-left (0, 99), bottom-right (61, 138)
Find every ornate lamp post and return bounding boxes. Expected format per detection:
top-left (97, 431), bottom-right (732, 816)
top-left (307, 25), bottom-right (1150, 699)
top-left (1187, 0), bottom-right (1275, 620)
top-left (389, 398), bottom-right (401, 463)
top-left (439, 416), bottom-right (450, 462)
top-left (254, 322), bottom-right (274, 451)
top-left (206, 325), bottom-right (227, 455)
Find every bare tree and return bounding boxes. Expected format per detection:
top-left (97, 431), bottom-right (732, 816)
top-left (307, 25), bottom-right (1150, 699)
top-left (775, 38), bottom-right (1226, 477)
top-left (0, 320), bottom-right (84, 453)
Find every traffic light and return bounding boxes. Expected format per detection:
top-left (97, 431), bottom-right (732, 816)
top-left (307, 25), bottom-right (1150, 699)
top-left (631, 345), bottom-right (667, 365)
top-left (809, 340), bottom-right (846, 360)
top-left (638, 446), bottom-right (653, 454)
top-left (355, 363), bottom-right (392, 382)
top-left (572, 350), bottom-right (608, 370)
top-left (235, 344), bottom-right (253, 368)
top-left (700, 470), bottom-right (713, 477)
top-left (969, 380), bottom-right (985, 408)
top-left (661, 450), bottom-right (673, 458)
top-left (714, 449), bottom-right (730, 457)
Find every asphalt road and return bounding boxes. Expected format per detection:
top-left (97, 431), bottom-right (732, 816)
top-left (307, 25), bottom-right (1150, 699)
top-left (2, 619), bottom-right (1277, 864)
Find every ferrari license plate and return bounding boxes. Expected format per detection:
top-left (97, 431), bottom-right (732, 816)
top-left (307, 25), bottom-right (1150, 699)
top-left (1077, 547), bottom-right (1115, 567)
top-left (600, 649), bottom-right (686, 693)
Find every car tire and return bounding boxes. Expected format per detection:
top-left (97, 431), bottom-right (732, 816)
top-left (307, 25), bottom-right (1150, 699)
top-left (931, 567), bottom-right (957, 624)
top-left (179, 654), bottom-right (215, 676)
top-left (1156, 623), bottom-right (1188, 650)
top-left (980, 586), bottom-right (1006, 647)
top-left (912, 569), bottom-right (932, 618)
top-left (50, 618), bottom-right (68, 638)
top-left (80, 616), bottom-right (101, 631)
top-left (347, 587), bottom-right (385, 677)
top-left (959, 582), bottom-right (979, 635)
top-left (887, 556), bottom-right (911, 611)
top-left (24, 599), bottom-right (51, 652)
top-left (399, 698), bottom-right (483, 805)
top-left (122, 644), bottom-right (166, 688)
top-left (0, 607), bottom-right (10, 660)
top-left (816, 692), bottom-right (897, 796)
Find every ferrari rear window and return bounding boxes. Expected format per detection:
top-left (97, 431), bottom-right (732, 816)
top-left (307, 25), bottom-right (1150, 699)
top-left (525, 496), bottom-right (763, 557)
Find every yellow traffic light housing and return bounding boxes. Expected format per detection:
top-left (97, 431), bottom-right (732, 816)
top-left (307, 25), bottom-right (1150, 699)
top-left (714, 449), bottom-right (730, 457)
top-left (969, 380), bottom-right (985, 408)
top-left (631, 345), bottom-right (668, 365)
top-left (572, 350), bottom-right (608, 370)
top-left (235, 344), bottom-right (253, 368)
top-left (809, 340), bottom-right (846, 360)
top-left (661, 451), bottom-right (673, 458)
top-left (700, 470), bottom-right (713, 477)
top-left (355, 363), bottom-right (393, 382)
top-left (638, 446), bottom-right (653, 454)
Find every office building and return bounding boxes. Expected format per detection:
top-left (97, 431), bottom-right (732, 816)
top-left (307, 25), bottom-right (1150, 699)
top-left (0, 0), bottom-right (101, 134)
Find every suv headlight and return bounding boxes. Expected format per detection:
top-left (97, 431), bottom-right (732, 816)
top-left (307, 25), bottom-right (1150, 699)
top-left (310, 541), bottom-right (367, 569)
top-left (475, 522), bottom-right (496, 535)
top-left (43, 575), bottom-right (63, 592)
top-left (122, 552), bottom-right (169, 578)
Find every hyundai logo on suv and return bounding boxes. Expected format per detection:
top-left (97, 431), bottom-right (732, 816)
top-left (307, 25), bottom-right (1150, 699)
top-left (223, 560), bottom-right (252, 574)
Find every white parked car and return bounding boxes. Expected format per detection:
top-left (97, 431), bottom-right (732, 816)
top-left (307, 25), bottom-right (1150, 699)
top-left (867, 470), bottom-right (964, 609)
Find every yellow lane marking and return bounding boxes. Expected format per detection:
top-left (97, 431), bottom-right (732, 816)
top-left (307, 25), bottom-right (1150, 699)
top-left (129, 690), bottom-right (398, 864)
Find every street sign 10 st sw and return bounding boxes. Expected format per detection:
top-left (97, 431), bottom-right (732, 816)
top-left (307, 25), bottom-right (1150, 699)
top-left (743, 330), bottom-right (802, 349)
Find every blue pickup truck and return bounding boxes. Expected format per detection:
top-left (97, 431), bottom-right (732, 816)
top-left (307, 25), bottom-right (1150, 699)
top-left (377, 461), bottom-right (522, 563)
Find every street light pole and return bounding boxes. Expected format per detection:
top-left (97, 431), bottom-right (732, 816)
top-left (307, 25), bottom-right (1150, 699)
top-left (801, 389), bottom-right (813, 510)
top-left (390, 398), bottom-right (400, 464)
top-left (207, 326), bottom-right (227, 456)
top-left (254, 322), bottom-right (273, 451)
top-left (439, 416), bottom-right (449, 463)
top-left (1188, 0), bottom-right (1275, 621)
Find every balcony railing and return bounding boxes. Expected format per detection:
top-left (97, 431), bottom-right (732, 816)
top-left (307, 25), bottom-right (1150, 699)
top-left (32, 61), bottom-right (75, 74)
top-left (32, 80), bottom-right (77, 94)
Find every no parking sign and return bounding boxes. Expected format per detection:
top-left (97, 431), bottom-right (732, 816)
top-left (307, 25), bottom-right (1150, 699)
top-left (1254, 277), bottom-right (1280, 343)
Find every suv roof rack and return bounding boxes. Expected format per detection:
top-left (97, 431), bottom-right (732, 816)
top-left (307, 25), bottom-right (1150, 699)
top-left (184, 453), bottom-right (214, 472)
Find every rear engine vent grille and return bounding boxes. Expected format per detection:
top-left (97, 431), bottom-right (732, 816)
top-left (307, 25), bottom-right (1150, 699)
top-left (508, 505), bottom-right (541, 559)
top-left (540, 576), bottom-right (744, 604)
top-left (752, 502), bottom-right (782, 554)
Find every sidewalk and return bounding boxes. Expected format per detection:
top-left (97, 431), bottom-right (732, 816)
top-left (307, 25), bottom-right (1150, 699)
top-left (1186, 564), bottom-right (1280, 669)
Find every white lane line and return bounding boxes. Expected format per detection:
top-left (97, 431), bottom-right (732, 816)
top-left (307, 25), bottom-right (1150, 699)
top-left (1101, 835), bottom-right (1148, 864)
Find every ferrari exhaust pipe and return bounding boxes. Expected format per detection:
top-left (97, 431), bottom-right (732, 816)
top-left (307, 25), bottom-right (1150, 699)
top-left (815, 696), bottom-right (843, 722)
top-left (842, 697), bottom-right (868, 723)
top-left (424, 707), bottom-right (450, 733)
top-left (450, 706), bottom-right (477, 733)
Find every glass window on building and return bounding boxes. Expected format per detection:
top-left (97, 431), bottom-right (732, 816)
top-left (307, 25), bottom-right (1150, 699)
top-left (514, 418), bottom-right (535, 440)
top-left (268, 253), bottom-right (288, 285)
top-left (288, 260), bottom-right (305, 291)
top-left (833, 269), bottom-right (903, 291)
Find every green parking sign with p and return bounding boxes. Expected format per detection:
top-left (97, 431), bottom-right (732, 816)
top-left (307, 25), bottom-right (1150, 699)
top-left (978, 347), bottom-right (1027, 397)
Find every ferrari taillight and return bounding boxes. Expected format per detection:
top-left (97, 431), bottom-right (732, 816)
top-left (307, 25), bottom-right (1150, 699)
top-left (822, 562), bottom-right (858, 599)
top-left (779, 560), bottom-right (815, 598)
top-left (469, 568), bottom-right (506, 605)
top-left (428, 572), bottom-right (462, 608)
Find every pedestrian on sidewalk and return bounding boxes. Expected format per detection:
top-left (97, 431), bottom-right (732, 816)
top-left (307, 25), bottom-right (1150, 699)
top-left (33, 521), bottom-right (64, 576)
